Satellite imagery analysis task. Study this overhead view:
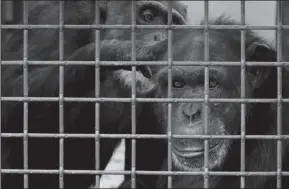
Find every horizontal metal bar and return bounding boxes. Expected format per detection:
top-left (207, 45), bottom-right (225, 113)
top-left (1, 97), bottom-right (289, 103)
top-left (2, 133), bottom-right (289, 140)
top-left (2, 169), bottom-right (289, 176)
top-left (134, 171), bottom-right (289, 177)
top-left (1, 24), bottom-right (289, 30)
top-left (1, 60), bottom-right (289, 67)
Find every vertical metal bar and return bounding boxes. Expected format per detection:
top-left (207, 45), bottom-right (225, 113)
top-left (203, 0), bottom-right (209, 188)
top-left (23, 0), bottom-right (29, 187)
top-left (276, 1), bottom-right (283, 188)
top-left (281, 1), bottom-right (289, 60)
top-left (167, 1), bottom-right (173, 188)
top-left (131, 1), bottom-right (137, 188)
top-left (94, 1), bottom-right (101, 188)
top-left (240, 1), bottom-right (246, 188)
top-left (0, 0), bottom-right (2, 187)
top-left (58, 1), bottom-right (64, 188)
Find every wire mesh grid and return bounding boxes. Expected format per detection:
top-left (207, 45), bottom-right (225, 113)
top-left (0, 0), bottom-right (289, 188)
top-left (0, 0), bottom-right (2, 187)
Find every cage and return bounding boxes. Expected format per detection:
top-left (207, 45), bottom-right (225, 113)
top-left (1, 0), bottom-right (289, 188)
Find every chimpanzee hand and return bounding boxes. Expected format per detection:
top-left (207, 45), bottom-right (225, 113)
top-left (112, 69), bottom-right (156, 98)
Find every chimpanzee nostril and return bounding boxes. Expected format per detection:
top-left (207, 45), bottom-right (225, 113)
top-left (183, 103), bottom-right (202, 120)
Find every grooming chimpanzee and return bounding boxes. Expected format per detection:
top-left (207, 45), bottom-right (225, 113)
top-left (119, 16), bottom-right (289, 188)
top-left (1, 1), bottom-right (188, 188)
top-left (2, 0), bottom-right (187, 60)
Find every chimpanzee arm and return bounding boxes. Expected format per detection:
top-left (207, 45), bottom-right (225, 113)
top-left (1, 38), bottom-right (161, 128)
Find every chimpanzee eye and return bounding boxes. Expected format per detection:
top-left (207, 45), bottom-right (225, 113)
top-left (141, 9), bottom-right (155, 22)
top-left (209, 78), bottom-right (219, 88)
top-left (172, 80), bottom-right (185, 89)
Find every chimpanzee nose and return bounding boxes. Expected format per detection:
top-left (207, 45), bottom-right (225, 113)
top-left (183, 103), bottom-right (202, 120)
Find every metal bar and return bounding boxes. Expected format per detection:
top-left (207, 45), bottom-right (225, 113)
top-left (94, 1), bottom-right (101, 188)
top-left (240, 0), bottom-right (246, 188)
top-left (2, 133), bottom-right (289, 140)
top-left (22, 0), bottom-right (29, 187)
top-left (3, 97), bottom-right (289, 103)
top-left (3, 60), bottom-right (287, 66)
top-left (167, 1), bottom-right (173, 188)
top-left (58, 1), bottom-right (65, 188)
top-left (2, 169), bottom-right (289, 176)
top-left (131, 1), bottom-right (137, 188)
top-left (1, 24), bottom-right (288, 30)
top-left (204, 1), bottom-right (209, 188)
top-left (0, 0), bottom-right (2, 187)
top-left (276, 1), bottom-right (283, 188)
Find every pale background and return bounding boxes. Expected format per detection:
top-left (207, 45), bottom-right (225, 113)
top-left (99, 1), bottom-right (277, 188)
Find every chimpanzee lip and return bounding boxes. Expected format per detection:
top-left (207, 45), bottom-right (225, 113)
top-left (172, 141), bottom-right (223, 158)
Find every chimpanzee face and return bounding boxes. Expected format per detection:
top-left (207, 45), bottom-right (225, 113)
top-left (104, 1), bottom-right (186, 42)
top-left (152, 30), bottom-right (276, 171)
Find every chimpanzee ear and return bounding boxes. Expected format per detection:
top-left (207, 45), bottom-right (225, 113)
top-left (246, 42), bottom-right (276, 89)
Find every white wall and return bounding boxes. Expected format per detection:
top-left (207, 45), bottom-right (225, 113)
top-left (185, 1), bottom-right (276, 45)
top-left (99, 1), bottom-right (277, 188)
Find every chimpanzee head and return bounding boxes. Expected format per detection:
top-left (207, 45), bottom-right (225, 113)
top-left (104, 1), bottom-right (187, 41)
top-left (150, 17), bottom-right (277, 171)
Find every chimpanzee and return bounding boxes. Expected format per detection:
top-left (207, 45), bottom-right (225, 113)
top-left (119, 16), bottom-right (289, 188)
top-left (2, 0), bottom-right (187, 60)
top-left (1, 1), bottom-right (188, 188)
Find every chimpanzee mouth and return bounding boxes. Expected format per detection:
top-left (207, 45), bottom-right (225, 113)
top-left (172, 141), bottom-right (223, 158)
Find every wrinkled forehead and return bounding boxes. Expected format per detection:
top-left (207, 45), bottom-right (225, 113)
top-left (158, 31), bottom-right (242, 77)
top-left (187, 32), bottom-right (240, 61)
top-left (209, 35), bottom-right (240, 61)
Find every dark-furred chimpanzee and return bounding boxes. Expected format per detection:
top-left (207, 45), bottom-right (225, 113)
top-left (119, 16), bottom-right (289, 188)
top-left (2, 0), bottom-right (187, 61)
top-left (1, 1), bottom-right (188, 188)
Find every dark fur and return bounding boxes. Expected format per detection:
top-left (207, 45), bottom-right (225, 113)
top-left (282, 1), bottom-right (289, 95)
top-left (1, 1), bottom-right (188, 188)
top-left (2, 1), bottom-right (106, 60)
top-left (120, 16), bottom-right (289, 188)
